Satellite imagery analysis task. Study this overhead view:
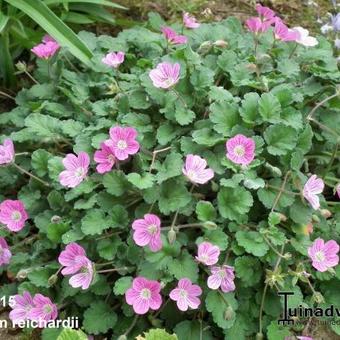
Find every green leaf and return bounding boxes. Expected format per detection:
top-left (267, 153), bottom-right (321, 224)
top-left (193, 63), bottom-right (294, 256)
top-left (264, 124), bottom-right (297, 156)
top-left (158, 179), bottom-right (191, 215)
top-left (156, 152), bottom-right (182, 184)
top-left (240, 92), bottom-right (260, 124)
top-left (81, 209), bottom-right (112, 235)
top-left (31, 149), bottom-right (52, 176)
top-left (6, 0), bottom-right (93, 66)
top-left (257, 179), bottom-right (295, 210)
top-left (174, 320), bottom-right (213, 340)
top-left (47, 222), bottom-right (69, 242)
top-left (167, 251), bottom-right (199, 282)
top-left (209, 86), bottom-right (233, 103)
top-left (190, 66), bottom-right (214, 89)
top-left (24, 114), bottom-right (61, 139)
top-left (235, 230), bottom-right (269, 257)
top-left (210, 102), bottom-right (240, 136)
top-left (57, 328), bottom-right (87, 340)
top-left (197, 230), bottom-right (229, 250)
top-left (102, 171), bottom-right (129, 196)
top-left (127, 172), bottom-right (154, 189)
top-left (28, 267), bottom-right (55, 288)
top-left (196, 201), bottom-right (216, 221)
top-left (206, 291), bottom-right (238, 329)
top-left (234, 255), bottom-right (262, 287)
top-left (289, 199), bottom-right (313, 224)
top-left (113, 276), bottom-right (132, 295)
top-left (266, 321), bottom-right (291, 340)
top-left (258, 93), bottom-right (281, 122)
top-left (174, 106), bottom-right (196, 126)
top-left (217, 187), bottom-right (253, 222)
top-left (82, 301), bottom-right (117, 335)
top-left (97, 238), bottom-right (119, 260)
top-left (140, 328), bottom-right (178, 340)
top-left (44, 0), bottom-right (127, 10)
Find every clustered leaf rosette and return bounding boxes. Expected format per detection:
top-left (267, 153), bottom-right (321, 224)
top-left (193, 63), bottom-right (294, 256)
top-left (1, 3), bottom-right (340, 339)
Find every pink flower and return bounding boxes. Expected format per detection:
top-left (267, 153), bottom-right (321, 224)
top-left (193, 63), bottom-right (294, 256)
top-left (149, 62), bottom-right (180, 89)
top-left (0, 139), bottom-right (15, 165)
top-left (58, 243), bottom-right (94, 290)
top-left (0, 199), bottom-right (28, 232)
top-left (246, 17), bottom-right (272, 34)
top-left (132, 214), bottom-right (162, 252)
top-left (336, 183), bottom-right (340, 199)
top-left (104, 126), bottom-right (140, 161)
top-left (169, 278), bottom-right (202, 311)
top-left (195, 242), bottom-right (220, 266)
top-left (183, 13), bottom-right (200, 28)
top-left (102, 51), bottom-right (125, 68)
top-left (59, 152), bottom-right (90, 188)
top-left (42, 35), bottom-right (57, 43)
top-left (58, 242), bottom-right (87, 275)
top-left (207, 265), bottom-right (235, 293)
top-left (125, 277), bottom-right (162, 314)
top-left (68, 257), bottom-right (93, 290)
top-left (182, 154), bottom-right (214, 184)
top-left (161, 27), bottom-right (188, 44)
top-left (29, 294), bottom-right (58, 324)
top-left (0, 237), bottom-right (11, 266)
top-left (255, 4), bottom-right (276, 20)
top-left (94, 143), bottom-right (116, 174)
top-left (303, 175), bottom-right (324, 210)
top-left (31, 36), bottom-right (60, 59)
top-left (9, 291), bottom-right (34, 322)
top-left (297, 337), bottom-right (313, 340)
top-left (226, 134), bottom-right (255, 166)
top-left (308, 238), bottom-right (339, 272)
top-left (274, 18), bottom-right (299, 41)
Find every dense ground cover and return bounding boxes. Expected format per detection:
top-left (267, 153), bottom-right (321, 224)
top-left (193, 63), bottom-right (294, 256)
top-left (0, 4), bottom-right (340, 340)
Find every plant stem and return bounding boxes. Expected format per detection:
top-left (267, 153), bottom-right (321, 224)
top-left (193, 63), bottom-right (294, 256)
top-left (0, 90), bottom-right (15, 101)
top-left (96, 266), bottom-right (134, 274)
top-left (15, 152), bottom-right (30, 156)
top-left (153, 297), bottom-right (170, 318)
top-left (306, 92), bottom-right (339, 121)
top-left (24, 70), bottom-right (39, 85)
top-left (149, 146), bottom-right (171, 172)
top-left (162, 223), bottom-right (204, 231)
top-left (172, 88), bottom-right (187, 108)
top-left (288, 43), bottom-right (298, 59)
top-left (266, 184), bottom-right (299, 196)
top-left (12, 163), bottom-right (50, 187)
top-left (271, 171), bottom-right (291, 212)
top-left (308, 117), bottom-right (339, 137)
top-left (123, 315), bottom-right (139, 337)
top-left (258, 244), bottom-right (285, 335)
top-left (322, 142), bottom-right (338, 179)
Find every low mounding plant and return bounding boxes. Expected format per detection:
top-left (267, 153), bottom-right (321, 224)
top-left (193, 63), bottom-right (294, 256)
top-left (0, 5), bottom-right (340, 340)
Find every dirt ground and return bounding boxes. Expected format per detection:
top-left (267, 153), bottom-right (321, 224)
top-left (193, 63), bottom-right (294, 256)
top-left (113, 0), bottom-right (334, 32)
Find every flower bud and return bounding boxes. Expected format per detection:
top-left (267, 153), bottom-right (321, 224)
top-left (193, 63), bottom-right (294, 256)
top-left (48, 274), bottom-right (58, 286)
top-left (256, 333), bottom-right (264, 340)
top-left (283, 252), bottom-right (292, 260)
top-left (167, 229), bottom-right (176, 244)
top-left (203, 221), bottom-right (217, 230)
top-left (16, 269), bottom-right (29, 280)
top-left (224, 306), bottom-right (234, 320)
top-left (312, 214), bottom-right (320, 223)
top-left (51, 215), bottom-right (61, 223)
top-left (16, 61), bottom-right (27, 72)
top-left (198, 41), bottom-right (213, 53)
top-left (320, 209), bottom-right (332, 219)
top-left (213, 40), bottom-right (228, 48)
top-left (211, 181), bottom-right (219, 192)
top-left (245, 63), bottom-right (258, 72)
top-left (312, 292), bottom-right (325, 304)
top-left (277, 213), bottom-right (287, 222)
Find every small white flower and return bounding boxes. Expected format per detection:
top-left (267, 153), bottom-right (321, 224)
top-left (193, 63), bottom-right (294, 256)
top-left (293, 27), bottom-right (318, 47)
top-left (320, 23), bottom-right (333, 34)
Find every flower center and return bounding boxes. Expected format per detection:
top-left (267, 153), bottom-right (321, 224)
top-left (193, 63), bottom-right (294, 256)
top-left (218, 270), bottom-right (226, 279)
top-left (147, 224), bottom-right (158, 235)
top-left (117, 140), bottom-right (127, 150)
top-left (200, 254), bottom-right (209, 262)
top-left (11, 211), bottom-right (22, 222)
top-left (43, 304), bottom-right (52, 314)
top-left (315, 251), bottom-right (325, 262)
top-left (234, 145), bottom-right (245, 157)
top-left (75, 167), bottom-right (85, 178)
top-left (108, 154), bottom-right (115, 163)
top-left (140, 288), bottom-right (151, 299)
top-left (186, 170), bottom-right (196, 181)
top-left (164, 78), bottom-right (174, 87)
top-left (179, 289), bottom-right (188, 298)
